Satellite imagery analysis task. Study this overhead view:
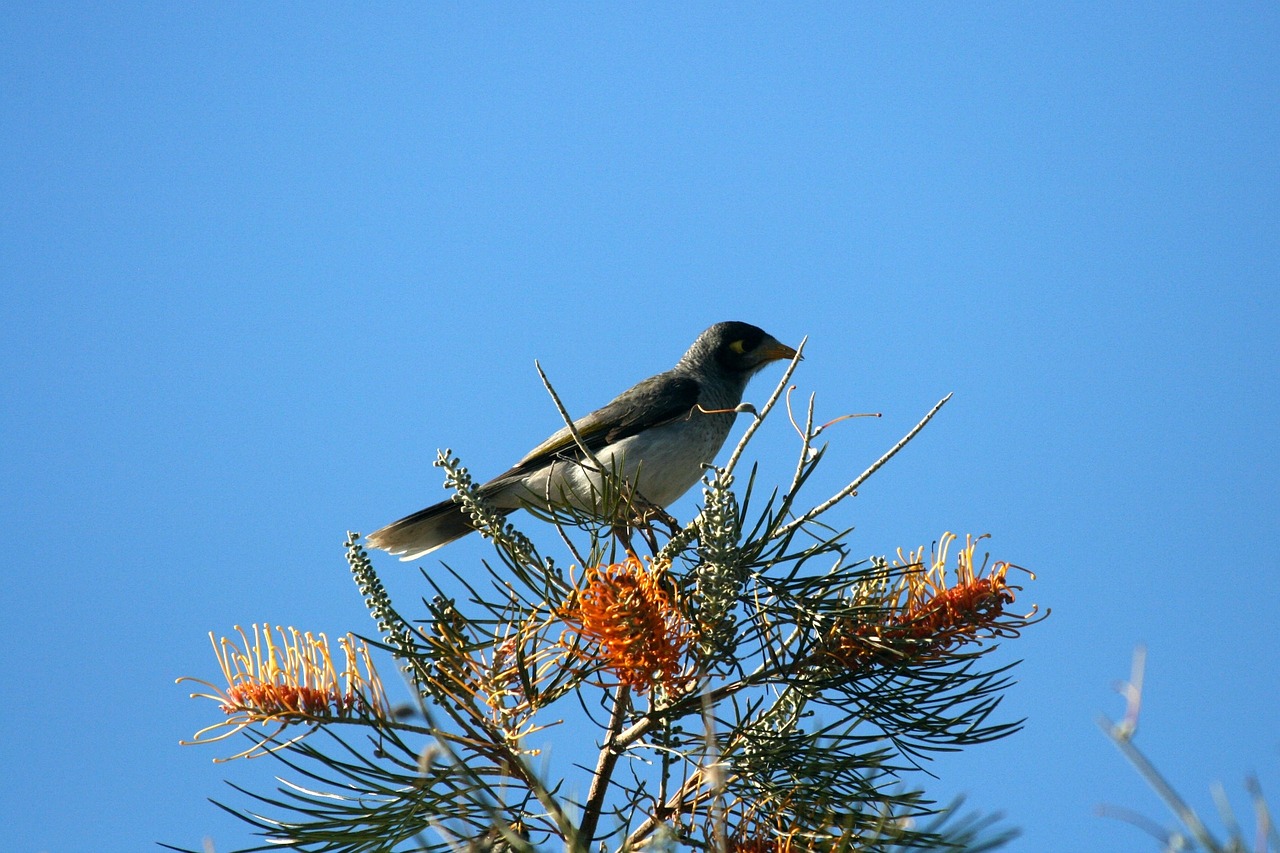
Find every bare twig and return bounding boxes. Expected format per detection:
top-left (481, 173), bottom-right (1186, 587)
top-left (783, 387), bottom-right (818, 500)
top-left (535, 360), bottom-right (607, 476)
top-left (625, 766), bottom-right (708, 849)
top-left (774, 392), bottom-right (952, 539)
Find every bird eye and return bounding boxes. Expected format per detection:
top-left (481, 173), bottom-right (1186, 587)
top-left (729, 339), bottom-right (748, 354)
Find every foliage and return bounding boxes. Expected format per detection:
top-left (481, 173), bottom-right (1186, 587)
top-left (1100, 648), bottom-right (1279, 853)
top-left (176, 351), bottom-right (1042, 852)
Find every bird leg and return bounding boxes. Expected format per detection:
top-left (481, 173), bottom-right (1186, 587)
top-left (609, 482), bottom-right (681, 555)
top-left (628, 492), bottom-right (682, 554)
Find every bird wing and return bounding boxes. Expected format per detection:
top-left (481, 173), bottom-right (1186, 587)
top-left (493, 372), bottom-right (702, 480)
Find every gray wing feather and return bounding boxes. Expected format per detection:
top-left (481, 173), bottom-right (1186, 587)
top-left (492, 372), bottom-right (701, 482)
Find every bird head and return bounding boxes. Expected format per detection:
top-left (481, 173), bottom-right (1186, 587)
top-left (688, 321), bottom-right (799, 378)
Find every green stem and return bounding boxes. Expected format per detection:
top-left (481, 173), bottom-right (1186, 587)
top-left (1100, 716), bottom-right (1224, 852)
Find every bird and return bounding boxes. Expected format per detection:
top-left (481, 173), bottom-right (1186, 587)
top-left (365, 321), bottom-right (798, 560)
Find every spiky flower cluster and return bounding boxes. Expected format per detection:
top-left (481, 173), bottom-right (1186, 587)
top-left (345, 531), bottom-right (423, 685)
top-left (436, 449), bottom-right (539, 565)
top-left (692, 468), bottom-right (748, 661)
top-left (179, 623), bottom-right (389, 760)
top-left (829, 533), bottom-right (1030, 671)
top-left (559, 555), bottom-right (693, 695)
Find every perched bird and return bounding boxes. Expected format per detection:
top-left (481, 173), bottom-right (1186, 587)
top-left (366, 321), bottom-right (798, 560)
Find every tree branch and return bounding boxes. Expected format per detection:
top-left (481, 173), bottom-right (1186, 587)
top-left (578, 686), bottom-right (632, 849)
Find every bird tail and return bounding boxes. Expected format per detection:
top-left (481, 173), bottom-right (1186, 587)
top-left (365, 498), bottom-right (509, 561)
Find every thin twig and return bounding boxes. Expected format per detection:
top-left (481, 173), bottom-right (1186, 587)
top-left (774, 392), bottom-right (952, 539)
top-left (535, 360), bottom-right (607, 475)
top-left (625, 760), bottom-right (747, 850)
top-left (626, 766), bottom-right (707, 848)
top-left (786, 387), bottom-right (818, 496)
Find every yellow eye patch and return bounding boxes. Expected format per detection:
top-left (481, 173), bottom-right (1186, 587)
top-left (729, 339), bottom-right (747, 354)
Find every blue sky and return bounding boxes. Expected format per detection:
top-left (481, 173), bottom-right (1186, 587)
top-left (3, 4), bottom-right (1278, 851)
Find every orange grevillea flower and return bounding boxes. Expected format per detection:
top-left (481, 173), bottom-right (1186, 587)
top-left (829, 533), bottom-right (1033, 671)
top-left (559, 555), bottom-right (692, 695)
top-left (178, 624), bottom-right (390, 760)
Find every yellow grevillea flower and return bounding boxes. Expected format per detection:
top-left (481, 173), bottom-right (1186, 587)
top-left (830, 533), bottom-right (1030, 670)
top-left (559, 555), bottom-right (692, 695)
top-left (178, 624), bottom-right (389, 760)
